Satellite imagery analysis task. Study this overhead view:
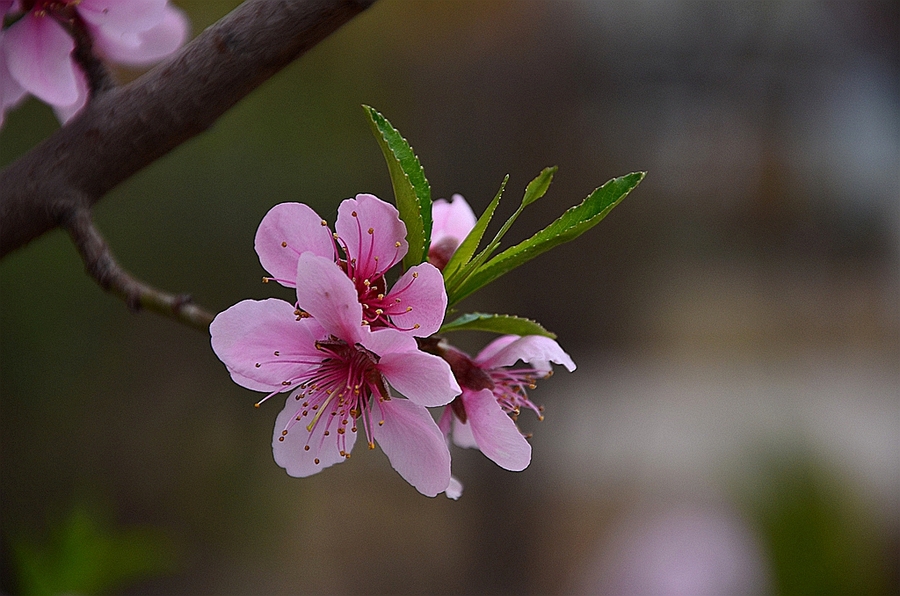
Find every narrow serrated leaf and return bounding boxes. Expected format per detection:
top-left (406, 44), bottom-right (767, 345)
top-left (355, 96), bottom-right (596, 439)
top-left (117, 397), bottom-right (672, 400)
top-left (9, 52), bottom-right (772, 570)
top-left (443, 175), bottom-right (508, 282)
top-left (452, 172), bottom-right (644, 305)
top-left (522, 166), bottom-right (557, 207)
top-left (439, 312), bottom-right (556, 338)
top-left (364, 105), bottom-right (432, 269)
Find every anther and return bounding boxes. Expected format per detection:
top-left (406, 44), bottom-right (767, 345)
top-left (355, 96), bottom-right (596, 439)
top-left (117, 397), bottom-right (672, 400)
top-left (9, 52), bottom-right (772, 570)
top-left (281, 430), bottom-right (288, 436)
top-left (367, 227), bottom-right (374, 234)
top-left (262, 277), bottom-right (270, 283)
top-left (278, 437), bottom-right (285, 442)
top-left (314, 458), bottom-right (320, 464)
top-left (255, 363), bottom-right (261, 368)
top-left (412, 272), bottom-right (418, 278)
top-left (281, 241), bottom-right (288, 247)
top-left (368, 441), bottom-right (376, 449)
top-left (282, 381), bottom-right (291, 386)
top-left (394, 241), bottom-right (401, 248)
top-left (304, 445), bottom-right (310, 451)
top-left (321, 220), bottom-right (328, 226)
top-left (324, 430), bottom-right (330, 436)
top-left (274, 351), bottom-right (280, 356)
top-left (351, 211), bottom-right (358, 217)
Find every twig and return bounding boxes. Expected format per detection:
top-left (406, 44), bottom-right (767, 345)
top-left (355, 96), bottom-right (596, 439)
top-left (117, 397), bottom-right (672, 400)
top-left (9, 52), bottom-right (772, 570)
top-left (64, 208), bottom-right (215, 331)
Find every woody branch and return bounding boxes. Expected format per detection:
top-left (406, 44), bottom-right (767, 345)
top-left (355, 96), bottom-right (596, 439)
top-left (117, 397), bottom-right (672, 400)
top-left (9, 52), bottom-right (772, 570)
top-left (0, 0), bottom-right (377, 326)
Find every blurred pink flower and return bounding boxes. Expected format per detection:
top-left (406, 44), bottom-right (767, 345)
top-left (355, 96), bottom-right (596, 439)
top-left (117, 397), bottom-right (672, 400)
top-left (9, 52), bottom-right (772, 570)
top-left (211, 252), bottom-right (460, 497)
top-left (0, 0), bottom-right (188, 125)
top-left (428, 193), bottom-right (476, 270)
top-left (255, 194), bottom-right (447, 336)
top-left (439, 335), bottom-right (575, 472)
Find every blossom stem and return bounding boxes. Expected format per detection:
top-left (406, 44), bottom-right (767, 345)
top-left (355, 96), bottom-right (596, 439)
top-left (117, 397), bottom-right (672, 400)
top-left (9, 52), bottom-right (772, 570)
top-left (64, 207), bottom-right (215, 331)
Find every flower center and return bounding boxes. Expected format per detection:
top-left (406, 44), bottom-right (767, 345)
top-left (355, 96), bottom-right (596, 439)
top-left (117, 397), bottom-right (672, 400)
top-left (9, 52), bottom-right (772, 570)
top-left (488, 367), bottom-right (547, 422)
top-left (276, 338), bottom-right (390, 464)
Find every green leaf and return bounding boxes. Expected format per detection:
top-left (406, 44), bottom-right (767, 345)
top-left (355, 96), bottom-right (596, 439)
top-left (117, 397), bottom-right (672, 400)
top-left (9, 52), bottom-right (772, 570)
top-left (521, 166), bottom-right (557, 207)
top-left (442, 175), bottom-right (507, 282)
top-left (446, 168), bottom-right (552, 297)
top-left (451, 171), bottom-right (644, 305)
top-left (439, 312), bottom-right (556, 338)
top-left (364, 105), bottom-right (432, 269)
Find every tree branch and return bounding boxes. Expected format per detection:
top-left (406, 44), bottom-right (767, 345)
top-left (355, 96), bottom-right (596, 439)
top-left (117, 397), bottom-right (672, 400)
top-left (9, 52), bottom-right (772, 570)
top-left (64, 207), bottom-right (215, 330)
top-left (0, 0), bottom-right (378, 257)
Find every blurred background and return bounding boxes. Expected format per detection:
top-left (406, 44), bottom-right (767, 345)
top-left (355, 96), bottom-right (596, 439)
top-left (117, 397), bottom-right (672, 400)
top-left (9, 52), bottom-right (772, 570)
top-left (1, 0), bottom-right (897, 594)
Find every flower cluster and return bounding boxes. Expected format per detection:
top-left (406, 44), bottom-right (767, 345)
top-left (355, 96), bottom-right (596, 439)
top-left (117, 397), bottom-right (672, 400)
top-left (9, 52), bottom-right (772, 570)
top-left (1, 0), bottom-right (188, 127)
top-left (211, 193), bottom-right (574, 497)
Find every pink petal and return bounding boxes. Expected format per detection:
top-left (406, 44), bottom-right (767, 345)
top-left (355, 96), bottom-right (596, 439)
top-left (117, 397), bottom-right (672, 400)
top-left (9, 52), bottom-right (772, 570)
top-left (89, 4), bottom-right (189, 65)
top-left (384, 262), bottom-right (447, 337)
top-left (444, 476), bottom-right (463, 500)
top-left (51, 65), bottom-right (87, 123)
top-left (255, 202), bottom-right (334, 287)
top-left (294, 253), bottom-right (364, 344)
top-left (335, 194), bottom-right (407, 280)
top-left (477, 335), bottom-right (576, 372)
top-left (77, 0), bottom-right (166, 35)
top-left (357, 326), bottom-right (418, 356)
top-left (272, 391), bottom-right (357, 477)
top-left (372, 399), bottom-right (451, 497)
top-left (210, 298), bottom-right (325, 390)
top-left (5, 13), bottom-right (80, 106)
top-left (431, 194), bottom-right (476, 244)
top-left (378, 348), bottom-right (460, 407)
top-left (451, 415), bottom-right (478, 449)
top-left (0, 34), bottom-right (28, 126)
top-left (464, 388), bottom-right (532, 471)
top-left (437, 405), bottom-right (453, 438)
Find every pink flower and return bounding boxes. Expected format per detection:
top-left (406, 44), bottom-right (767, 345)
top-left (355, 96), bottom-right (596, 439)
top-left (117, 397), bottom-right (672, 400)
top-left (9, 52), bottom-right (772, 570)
top-left (438, 335), bottom-right (575, 472)
top-left (211, 252), bottom-right (461, 497)
top-left (428, 194), bottom-right (476, 270)
top-left (255, 194), bottom-right (447, 336)
top-left (0, 0), bottom-right (188, 125)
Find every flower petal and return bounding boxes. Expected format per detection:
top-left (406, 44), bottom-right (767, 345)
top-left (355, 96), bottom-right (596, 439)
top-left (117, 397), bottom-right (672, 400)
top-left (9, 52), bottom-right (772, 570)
top-left (272, 390), bottom-right (357, 477)
top-left (384, 262), bottom-right (447, 337)
top-left (464, 388), bottom-right (532, 471)
top-left (335, 194), bottom-right (407, 280)
top-left (5, 13), bottom-right (80, 106)
top-left (294, 253), bottom-right (365, 344)
top-left (77, 0), bottom-right (166, 35)
top-left (357, 326), bottom-right (417, 355)
top-left (255, 202), bottom-right (334, 287)
top-left (476, 335), bottom-right (576, 372)
top-left (378, 348), bottom-right (460, 407)
top-left (51, 65), bottom-right (87, 123)
top-left (451, 415), bottom-right (478, 449)
top-left (444, 476), bottom-right (464, 500)
top-left (90, 5), bottom-right (189, 65)
top-left (373, 399), bottom-right (451, 497)
top-left (210, 298), bottom-right (325, 390)
top-left (431, 194), bottom-right (476, 245)
top-left (0, 34), bottom-right (27, 127)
